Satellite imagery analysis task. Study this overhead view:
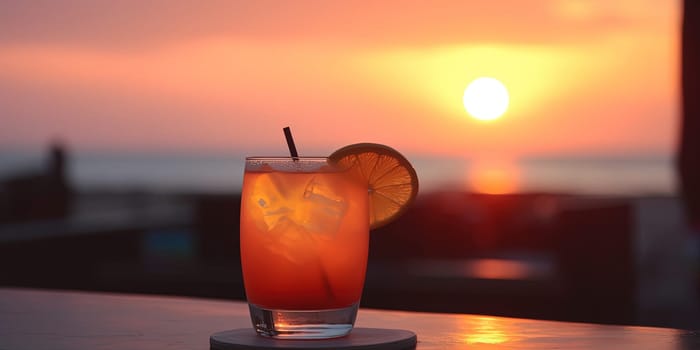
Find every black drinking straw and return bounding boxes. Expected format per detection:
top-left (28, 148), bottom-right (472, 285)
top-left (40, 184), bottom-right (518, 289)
top-left (283, 127), bottom-right (299, 160)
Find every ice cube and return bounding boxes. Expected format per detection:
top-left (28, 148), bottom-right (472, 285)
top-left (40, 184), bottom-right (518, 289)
top-left (300, 177), bottom-right (348, 236)
top-left (251, 173), bottom-right (294, 231)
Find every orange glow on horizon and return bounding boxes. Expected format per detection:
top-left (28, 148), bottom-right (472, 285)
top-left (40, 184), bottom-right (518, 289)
top-left (469, 159), bottom-right (520, 194)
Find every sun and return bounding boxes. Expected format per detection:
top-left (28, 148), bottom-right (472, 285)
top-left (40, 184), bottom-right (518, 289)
top-left (463, 77), bottom-right (509, 121)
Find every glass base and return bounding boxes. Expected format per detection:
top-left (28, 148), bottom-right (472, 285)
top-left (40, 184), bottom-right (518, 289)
top-left (248, 303), bottom-right (359, 339)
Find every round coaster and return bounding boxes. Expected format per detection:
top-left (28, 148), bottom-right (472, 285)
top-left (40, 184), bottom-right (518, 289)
top-left (210, 328), bottom-right (417, 350)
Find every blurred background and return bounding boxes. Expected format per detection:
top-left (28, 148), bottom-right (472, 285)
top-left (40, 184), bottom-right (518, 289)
top-left (1, 0), bottom-right (697, 329)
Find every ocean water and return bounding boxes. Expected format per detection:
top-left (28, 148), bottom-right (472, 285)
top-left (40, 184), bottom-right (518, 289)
top-left (0, 150), bottom-right (676, 196)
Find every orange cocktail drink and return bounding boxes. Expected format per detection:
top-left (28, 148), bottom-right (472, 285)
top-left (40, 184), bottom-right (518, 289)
top-left (240, 157), bottom-right (369, 339)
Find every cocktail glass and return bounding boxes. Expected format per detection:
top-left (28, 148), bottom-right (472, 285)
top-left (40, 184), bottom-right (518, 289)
top-left (240, 157), bottom-right (369, 339)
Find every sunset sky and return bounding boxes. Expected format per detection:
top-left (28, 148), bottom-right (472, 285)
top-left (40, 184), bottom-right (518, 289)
top-left (0, 0), bottom-right (681, 159)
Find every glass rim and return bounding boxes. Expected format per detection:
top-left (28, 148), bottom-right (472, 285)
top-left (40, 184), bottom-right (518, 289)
top-left (244, 156), bottom-right (352, 172)
top-left (245, 156), bottom-right (329, 161)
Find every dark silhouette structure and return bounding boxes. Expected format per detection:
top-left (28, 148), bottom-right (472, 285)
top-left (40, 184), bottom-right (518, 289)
top-left (0, 142), bottom-right (73, 223)
top-left (681, 0), bottom-right (700, 304)
top-left (680, 1), bottom-right (700, 228)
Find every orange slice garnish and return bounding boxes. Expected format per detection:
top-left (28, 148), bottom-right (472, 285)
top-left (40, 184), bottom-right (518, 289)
top-left (329, 143), bottom-right (418, 229)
